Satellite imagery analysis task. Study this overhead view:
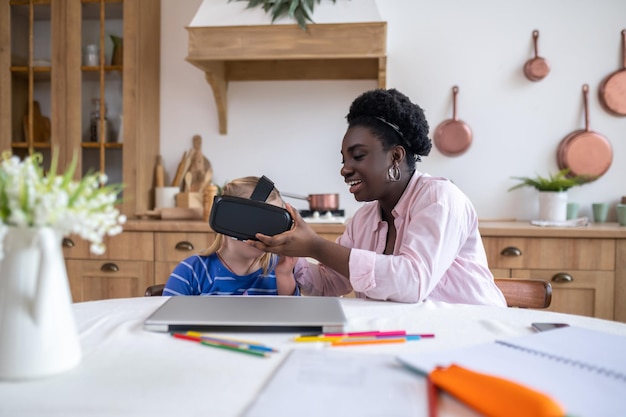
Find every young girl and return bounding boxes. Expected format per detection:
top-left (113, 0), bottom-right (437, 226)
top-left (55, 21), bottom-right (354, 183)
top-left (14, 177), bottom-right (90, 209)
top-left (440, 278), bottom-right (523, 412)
top-left (163, 176), bottom-right (299, 296)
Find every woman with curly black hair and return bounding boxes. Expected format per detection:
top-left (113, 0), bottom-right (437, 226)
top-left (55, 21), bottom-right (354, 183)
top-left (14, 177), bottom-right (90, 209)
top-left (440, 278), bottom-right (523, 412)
top-left (251, 88), bottom-right (506, 306)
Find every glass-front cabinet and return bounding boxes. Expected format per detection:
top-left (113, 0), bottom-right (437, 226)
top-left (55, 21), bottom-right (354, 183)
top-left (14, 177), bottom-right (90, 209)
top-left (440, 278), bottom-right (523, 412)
top-left (0, 0), bottom-right (160, 216)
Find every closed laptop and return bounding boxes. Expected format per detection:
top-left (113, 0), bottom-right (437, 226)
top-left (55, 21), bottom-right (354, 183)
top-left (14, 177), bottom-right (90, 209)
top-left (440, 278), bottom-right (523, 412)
top-left (143, 295), bottom-right (347, 333)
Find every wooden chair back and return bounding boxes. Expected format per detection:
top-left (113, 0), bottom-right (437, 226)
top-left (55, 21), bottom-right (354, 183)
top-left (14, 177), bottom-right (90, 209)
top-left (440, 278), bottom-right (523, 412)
top-left (146, 279), bottom-right (553, 309)
top-left (145, 284), bottom-right (165, 297)
top-left (494, 278), bottom-right (552, 309)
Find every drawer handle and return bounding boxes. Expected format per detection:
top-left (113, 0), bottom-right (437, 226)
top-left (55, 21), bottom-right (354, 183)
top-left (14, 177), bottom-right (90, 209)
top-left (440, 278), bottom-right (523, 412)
top-left (175, 241), bottom-right (194, 251)
top-left (62, 237), bottom-right (75, 248)
top-left (101, 262), bottom-right (119, 273)
top-left (500, 246), bottom-right (522, 257)
top-left (552, 273), bottom-right (573, 283)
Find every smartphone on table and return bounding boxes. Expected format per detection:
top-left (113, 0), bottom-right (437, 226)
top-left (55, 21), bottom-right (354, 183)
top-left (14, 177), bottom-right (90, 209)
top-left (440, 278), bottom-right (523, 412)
top-left (531, 322), bottom-right (570, 332)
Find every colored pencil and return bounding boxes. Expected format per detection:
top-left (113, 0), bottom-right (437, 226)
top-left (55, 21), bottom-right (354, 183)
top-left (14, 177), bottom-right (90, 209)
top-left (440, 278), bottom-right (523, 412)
top-left (330, 338), bottom-right (408, 347)
top-left (293, 334), bottom-right (425, 343)
top-left (171, 333), bottom-right (269, 357)
top-left (186, 331), bottom-right (278, 352)
top-left (323, 330), bottom-right (407, 337)
top-left (199, 340), bottom-right (270, 357)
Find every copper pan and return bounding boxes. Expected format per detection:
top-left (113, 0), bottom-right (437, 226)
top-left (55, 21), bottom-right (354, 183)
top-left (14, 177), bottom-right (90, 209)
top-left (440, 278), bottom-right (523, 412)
top-left (599, 29), bottom-right (626, 116)
top-left (433, 86), bottom-right (472, 156)
top-left (557, 84), bottom-right (612, 179)
top-left (523, 30), bottom-right (550, 82)
top-left (282, 192), bottom-right (339, 212)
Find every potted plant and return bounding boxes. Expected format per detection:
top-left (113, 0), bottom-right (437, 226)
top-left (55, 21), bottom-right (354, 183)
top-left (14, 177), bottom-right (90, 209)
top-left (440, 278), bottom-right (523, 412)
top-left (508, 169), bottom-right (593, 192)
top-left (229, 0), bottom-right (336, 29)
top-left (508, 169), bottom-right (594, 222)
top-left (0, 150), bottom-right (125, 379)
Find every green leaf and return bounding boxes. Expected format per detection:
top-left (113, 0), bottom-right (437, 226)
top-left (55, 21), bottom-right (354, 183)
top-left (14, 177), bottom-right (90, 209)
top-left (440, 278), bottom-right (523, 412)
top-left (508, 169), bottom-right (596, 192)
top-left (288, 0), bottom-right (299, 17)
top-left (61, 151), bottom-right (79, 189)
top-left (235, 0), bottom-right (329, 29)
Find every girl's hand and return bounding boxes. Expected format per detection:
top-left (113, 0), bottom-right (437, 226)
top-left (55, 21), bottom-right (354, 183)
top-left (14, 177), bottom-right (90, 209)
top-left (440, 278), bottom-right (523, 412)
top-left (275, 255), bottom-right (298, 295)
top-left (275, 255), bottom-right (297, 277)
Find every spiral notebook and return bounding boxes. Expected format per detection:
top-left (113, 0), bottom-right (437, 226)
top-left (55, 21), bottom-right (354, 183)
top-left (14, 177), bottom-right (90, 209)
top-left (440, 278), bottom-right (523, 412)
top-left (397, 326), bottom-right (626, 417)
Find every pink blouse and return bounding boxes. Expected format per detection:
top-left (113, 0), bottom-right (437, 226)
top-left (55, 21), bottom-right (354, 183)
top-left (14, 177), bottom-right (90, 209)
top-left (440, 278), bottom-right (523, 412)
top-left (295, 172), bottom-right (507, 306)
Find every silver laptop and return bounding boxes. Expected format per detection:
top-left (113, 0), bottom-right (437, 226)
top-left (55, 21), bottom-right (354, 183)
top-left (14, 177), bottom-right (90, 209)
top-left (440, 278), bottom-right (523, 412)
top-left (143, 295), bottom-right (347, 333)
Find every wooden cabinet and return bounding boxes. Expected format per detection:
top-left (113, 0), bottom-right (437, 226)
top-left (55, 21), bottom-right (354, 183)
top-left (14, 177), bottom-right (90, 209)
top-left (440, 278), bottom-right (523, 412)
top-left (482, 236), bottom-right (615, 319)
top-left (0, 0), bottom-right (160, 216)
top-left (308, 223), bottom-right (344, 243)
top-left (154, 231), bottom-right (217, 286)
top-left (479, 221), bottom-right (626, 322)
top-left (64, 231), bottom-right (154, 302)
top-left (63, 221), bottom-right (341, 301)
top-left (63, 220), bottom-right (626, 323)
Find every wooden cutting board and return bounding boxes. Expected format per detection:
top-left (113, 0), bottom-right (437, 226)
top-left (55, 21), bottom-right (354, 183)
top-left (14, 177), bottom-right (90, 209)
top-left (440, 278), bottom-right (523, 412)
top-left (22, 101), bottom-right (51, 142)
top-left (135, 207), bottom-right (203, 220)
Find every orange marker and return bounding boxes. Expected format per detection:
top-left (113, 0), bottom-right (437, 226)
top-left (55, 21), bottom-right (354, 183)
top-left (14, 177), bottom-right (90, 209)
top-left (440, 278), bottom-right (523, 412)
top-left (429, 364), bottom-right (565, 417)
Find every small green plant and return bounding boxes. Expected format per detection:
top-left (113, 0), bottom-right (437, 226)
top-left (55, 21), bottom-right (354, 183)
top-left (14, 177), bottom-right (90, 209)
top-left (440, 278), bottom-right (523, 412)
top-left (229, 0), bottom-right (337, 29)
top-left (508, 169), bottom-right (594, 192)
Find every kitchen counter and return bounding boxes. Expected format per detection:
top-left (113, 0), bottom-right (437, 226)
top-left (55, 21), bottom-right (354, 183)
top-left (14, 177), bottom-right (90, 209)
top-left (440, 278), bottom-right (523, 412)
top-left (478, 221), bottom-right (626, 238)
top-left (123, 219), bottom-right (347, 235)
top-left (123, 218), bottom-right (626, 238)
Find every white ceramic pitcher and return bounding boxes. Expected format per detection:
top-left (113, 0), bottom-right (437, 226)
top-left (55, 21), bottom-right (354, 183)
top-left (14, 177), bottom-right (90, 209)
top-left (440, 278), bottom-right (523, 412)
top-left (0, 226), bottom-right (81, 379)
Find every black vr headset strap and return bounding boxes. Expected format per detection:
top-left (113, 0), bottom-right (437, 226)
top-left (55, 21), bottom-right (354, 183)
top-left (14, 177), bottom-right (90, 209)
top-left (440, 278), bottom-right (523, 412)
top-left (249, 175), bottom-right (274, 202)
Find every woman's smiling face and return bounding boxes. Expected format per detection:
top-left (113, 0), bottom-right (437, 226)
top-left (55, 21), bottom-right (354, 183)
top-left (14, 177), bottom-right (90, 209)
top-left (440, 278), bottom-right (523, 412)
top-left (340, 125), bottom-right (394, 203)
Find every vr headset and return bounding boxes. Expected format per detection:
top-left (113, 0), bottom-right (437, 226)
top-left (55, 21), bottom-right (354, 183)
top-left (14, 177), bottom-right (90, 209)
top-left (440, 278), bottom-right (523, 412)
top-left (209, 175), bottom-right (293, 241)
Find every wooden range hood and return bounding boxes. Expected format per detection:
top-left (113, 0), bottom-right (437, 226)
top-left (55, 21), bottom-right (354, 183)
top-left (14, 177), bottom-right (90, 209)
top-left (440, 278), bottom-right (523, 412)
top-left (186, 22), bottom-right (387, 134)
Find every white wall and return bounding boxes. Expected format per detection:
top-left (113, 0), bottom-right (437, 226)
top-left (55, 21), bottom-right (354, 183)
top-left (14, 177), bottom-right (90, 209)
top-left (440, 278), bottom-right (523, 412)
top-left (161, 0), bottom-right (626, 221)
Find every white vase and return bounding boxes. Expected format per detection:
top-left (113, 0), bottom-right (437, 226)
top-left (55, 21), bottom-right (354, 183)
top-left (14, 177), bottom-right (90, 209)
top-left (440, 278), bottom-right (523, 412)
top-left (0, 227), bottom-right (81, 380)
top-left (538, 191), bottom-right (568, 222)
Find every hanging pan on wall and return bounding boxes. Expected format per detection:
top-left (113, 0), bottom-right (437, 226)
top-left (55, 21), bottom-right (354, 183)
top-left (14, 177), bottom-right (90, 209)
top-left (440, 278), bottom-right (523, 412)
top-left (433, 86), bottom-right (472, 157)
top-left (557, 84), bottom-right (613, 179)
top-left (599, 29), bottom-right (626, 116)
top-left (523, 30), bottom-right (550, 82)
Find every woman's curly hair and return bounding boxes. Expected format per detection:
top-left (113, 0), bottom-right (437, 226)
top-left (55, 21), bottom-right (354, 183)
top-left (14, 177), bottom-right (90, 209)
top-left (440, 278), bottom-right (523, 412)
top-left (346, 88), bottom-right (431, 170)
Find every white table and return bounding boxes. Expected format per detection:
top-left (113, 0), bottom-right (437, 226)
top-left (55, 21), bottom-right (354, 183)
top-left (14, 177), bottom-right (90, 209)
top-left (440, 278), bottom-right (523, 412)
top-left (1, 297), bottom-right (626, 417)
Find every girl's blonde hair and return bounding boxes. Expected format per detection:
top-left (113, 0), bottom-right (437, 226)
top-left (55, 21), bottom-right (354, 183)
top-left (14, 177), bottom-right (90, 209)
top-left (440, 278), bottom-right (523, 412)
top-left (200, 176), bottom-right (285, 275)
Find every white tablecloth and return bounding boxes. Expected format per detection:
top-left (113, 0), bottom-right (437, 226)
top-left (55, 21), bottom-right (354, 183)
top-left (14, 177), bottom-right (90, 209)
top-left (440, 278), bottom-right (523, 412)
top-left (1, 296), bottom-right (625, 417)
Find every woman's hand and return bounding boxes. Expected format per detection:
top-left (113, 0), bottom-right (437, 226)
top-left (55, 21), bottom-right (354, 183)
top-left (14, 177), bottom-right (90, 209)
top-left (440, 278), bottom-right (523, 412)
top-left (249, 204), bottom-right (324, 258)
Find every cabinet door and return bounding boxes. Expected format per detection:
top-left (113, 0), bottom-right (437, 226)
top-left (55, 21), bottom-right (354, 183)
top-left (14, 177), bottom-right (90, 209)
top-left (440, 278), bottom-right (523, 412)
top-left (63, 231), bottom-right (154, 301)
top-left (63, 231), bottom-right (153, 261)
top-left (154, 232), bottom-right (216, 285)
top-left (616, 240), bottom-right (626, 323)
top-left (1, 0), bottom-right (160, 216)
top-left (511, 269), bottom-right (615, 320)
top-left (482, 237), bottom-right (615, 271)
top-left (69, 0), bottom-right (160, 216)
top-left (66, 259), bottom-right (153, 302)
top-left (75, 0), bottom-right (125, 188)
top-left (155, 232), bottom-right (216, 262)
top-left (1, 0), bottom-right (59, 166)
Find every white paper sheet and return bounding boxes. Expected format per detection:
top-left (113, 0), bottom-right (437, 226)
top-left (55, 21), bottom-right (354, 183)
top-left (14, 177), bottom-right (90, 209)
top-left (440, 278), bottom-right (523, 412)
top-left (242, 349), bottom-right (422, 417)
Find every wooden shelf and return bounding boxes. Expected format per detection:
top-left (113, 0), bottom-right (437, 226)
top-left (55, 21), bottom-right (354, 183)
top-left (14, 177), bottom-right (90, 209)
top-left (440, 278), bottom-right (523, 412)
top-left (186, 22), bottom-right (387, 134)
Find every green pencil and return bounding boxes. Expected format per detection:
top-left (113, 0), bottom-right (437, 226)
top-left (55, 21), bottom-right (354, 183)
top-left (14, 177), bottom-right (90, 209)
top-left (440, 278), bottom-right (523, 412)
top-left (199, 340), bottom-right (270, 358)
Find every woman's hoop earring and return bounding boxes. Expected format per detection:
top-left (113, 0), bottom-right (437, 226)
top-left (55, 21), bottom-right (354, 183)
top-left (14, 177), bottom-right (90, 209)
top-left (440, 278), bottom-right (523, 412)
top-left (387, 163), bottom-right (401, 182)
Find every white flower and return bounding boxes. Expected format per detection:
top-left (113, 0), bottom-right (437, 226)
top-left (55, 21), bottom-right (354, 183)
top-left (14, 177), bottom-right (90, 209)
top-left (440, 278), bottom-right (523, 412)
top-left (0, 151), bottom-right (126, 256)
